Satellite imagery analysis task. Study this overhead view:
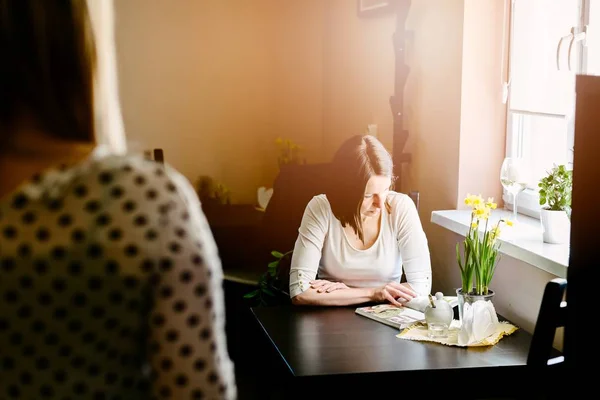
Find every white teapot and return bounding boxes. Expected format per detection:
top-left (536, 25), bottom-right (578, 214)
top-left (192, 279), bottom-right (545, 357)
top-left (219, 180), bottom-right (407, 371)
top-left (424, 292), bottom-right (453, 336)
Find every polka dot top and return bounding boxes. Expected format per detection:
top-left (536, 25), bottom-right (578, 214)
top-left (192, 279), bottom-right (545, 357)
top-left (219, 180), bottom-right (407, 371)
top-left (0, 147), bottom-right (236, 399)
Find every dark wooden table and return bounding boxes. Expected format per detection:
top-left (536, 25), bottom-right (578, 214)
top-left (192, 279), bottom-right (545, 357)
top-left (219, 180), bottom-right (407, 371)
top-left (250, 305), bottom-right (545, 399)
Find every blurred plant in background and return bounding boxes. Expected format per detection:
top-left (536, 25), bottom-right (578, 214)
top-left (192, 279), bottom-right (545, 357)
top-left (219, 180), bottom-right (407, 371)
top-left (275, 137), bottom-right (304, 167)
top-left (196, 175), bottom-right (231, 206)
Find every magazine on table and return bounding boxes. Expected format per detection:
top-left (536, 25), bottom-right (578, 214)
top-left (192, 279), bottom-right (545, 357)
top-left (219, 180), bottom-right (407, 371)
top-left (355, 294), bottom-right (458, 330)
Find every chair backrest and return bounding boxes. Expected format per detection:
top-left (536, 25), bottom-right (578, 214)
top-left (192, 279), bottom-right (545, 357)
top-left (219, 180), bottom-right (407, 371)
top-left (528, 277), bottom-right (567, 367)
top-left (153, 149), bottom-right (164, 164)
top-left (408, 190), bottom-right (419, 210)
top-left (145, 148), bottom-right (165, 164)
top-left (260, 163), bottom-right (332, 256)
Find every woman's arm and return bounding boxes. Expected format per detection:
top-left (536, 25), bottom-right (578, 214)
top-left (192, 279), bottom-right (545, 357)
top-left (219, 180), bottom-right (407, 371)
top-left (292, 286), bottom-right (375, 306)
top-left (393, 194), bottom-right (432, 296)
top-left (288, 196), bottom-right (328, 299)
top-left (292, 281), bottom-right (417, 306)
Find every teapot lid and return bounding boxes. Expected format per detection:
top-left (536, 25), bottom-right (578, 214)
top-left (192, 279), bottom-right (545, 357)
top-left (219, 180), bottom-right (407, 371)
top-left (431, 292), bottom-right (452, 311)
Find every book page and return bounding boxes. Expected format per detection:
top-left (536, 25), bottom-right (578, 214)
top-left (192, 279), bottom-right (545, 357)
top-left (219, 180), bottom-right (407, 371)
top-left (356, 304), bottom-right (425, 329)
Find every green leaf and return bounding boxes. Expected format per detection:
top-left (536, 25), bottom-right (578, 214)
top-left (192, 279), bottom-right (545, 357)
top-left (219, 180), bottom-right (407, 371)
top-left (244, 289), bottom-right (259, 299)
top-left (271, 251), bottom-right (284, 258)
top-left (268, 261), bottom-right (279, 269)
top-left (262, 287), bottom-right (275, 296)
top-left (538, 164), bottom-right (572, 212)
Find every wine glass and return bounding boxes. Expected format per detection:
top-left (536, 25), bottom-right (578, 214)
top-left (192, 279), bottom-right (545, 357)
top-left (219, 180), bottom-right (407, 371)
top-left (500, 157), bottom-right (529, 222)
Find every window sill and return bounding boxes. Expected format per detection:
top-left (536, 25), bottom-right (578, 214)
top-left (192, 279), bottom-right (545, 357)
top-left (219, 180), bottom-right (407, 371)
top-left (430, 209), bottom-right (568, 278)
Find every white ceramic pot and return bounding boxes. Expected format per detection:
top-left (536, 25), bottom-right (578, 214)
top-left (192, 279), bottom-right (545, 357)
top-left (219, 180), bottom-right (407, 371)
top-left (540, 209), bottom-right (570, 244)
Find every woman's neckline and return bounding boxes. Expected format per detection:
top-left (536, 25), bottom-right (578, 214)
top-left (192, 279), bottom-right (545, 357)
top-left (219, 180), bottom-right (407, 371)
top-left (339, 206), bottom-right (386, 252)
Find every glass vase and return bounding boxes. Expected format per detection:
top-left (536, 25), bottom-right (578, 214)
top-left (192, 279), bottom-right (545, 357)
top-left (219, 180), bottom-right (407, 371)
top-left (456, 288), bottom-right (495, 323)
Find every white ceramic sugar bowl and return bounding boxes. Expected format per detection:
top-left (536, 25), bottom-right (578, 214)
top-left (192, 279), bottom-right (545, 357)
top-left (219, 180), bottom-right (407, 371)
top-left (424, 292), bottom-right (454, 338)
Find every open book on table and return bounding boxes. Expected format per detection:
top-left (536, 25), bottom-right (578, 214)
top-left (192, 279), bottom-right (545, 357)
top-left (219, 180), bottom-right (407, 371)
top-left (355, 294), bottom-right (458, 330)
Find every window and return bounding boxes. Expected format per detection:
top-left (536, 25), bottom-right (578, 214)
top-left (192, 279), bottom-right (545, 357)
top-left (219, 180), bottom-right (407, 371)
top-left (505, 0), bottom-right (599, 217)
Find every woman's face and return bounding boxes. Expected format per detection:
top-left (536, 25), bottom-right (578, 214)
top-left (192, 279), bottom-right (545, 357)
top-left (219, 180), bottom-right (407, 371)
top-left (360, 175), bottom-right (391, 217)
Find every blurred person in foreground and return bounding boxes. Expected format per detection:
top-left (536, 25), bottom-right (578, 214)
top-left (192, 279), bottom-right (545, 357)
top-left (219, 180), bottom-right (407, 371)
top-left (0, 1), bottom-right (236, 398)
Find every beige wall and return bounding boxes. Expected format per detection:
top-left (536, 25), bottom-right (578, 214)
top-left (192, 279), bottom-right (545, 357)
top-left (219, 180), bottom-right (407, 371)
top-left (270, 1), bottom-right (327, 166)
top-left (115, 0), bottom-right (277, 203)
top-left (115, 0), bottom-right (395, 203)
top-left (115, 0), bottom-right (560, 342)
top-left (323, 0), bottom-right (396, 156)
top-left (404, 0), bottom-right (465, 292)
top-left (457, 0), bottom-right (507, 206)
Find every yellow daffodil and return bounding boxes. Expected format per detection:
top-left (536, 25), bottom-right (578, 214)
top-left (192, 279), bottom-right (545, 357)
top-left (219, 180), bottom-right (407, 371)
top-left (465, 194), bottom-right (482, 207)
top-left (474, 205), bottom-right (490, 220)
top-left (485, 197), bottom-right (497, 209)
top-left (458, 193), bottom-right (512, 296)
top-left (490, 224), bottom-right (501, 239)
top-left (465, 194), bottom-right (474, 206)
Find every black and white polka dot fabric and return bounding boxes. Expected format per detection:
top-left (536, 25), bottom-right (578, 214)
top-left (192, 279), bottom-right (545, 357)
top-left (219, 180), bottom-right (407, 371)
top-left (0, 147), bottom-right (236, 399)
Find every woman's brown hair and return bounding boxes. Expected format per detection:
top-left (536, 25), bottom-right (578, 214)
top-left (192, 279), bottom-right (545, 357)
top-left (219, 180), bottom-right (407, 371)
top-left (327, 134), bottom-right (395, 243)
top-left (0, 0), bottom-right (96, 145)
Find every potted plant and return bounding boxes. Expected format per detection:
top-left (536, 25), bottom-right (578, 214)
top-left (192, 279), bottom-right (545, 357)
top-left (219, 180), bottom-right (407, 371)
top-left (244, 250), bottom-right (293, 306)
top-left (196, 176), bottom-right (231, 208)
top-left (275, 137), bottom-right (305, 168)
top-left (538, 164), bottom-right (572, 244)
top-left (455, 194), bottom-right (513, 322)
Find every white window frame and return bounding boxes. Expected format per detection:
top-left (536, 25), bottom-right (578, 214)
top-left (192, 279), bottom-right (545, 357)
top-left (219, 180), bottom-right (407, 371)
top-left (504, 0), bottom-right (589, 219)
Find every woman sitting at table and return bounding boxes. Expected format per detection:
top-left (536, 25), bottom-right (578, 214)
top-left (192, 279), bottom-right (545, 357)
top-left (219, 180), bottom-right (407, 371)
top-left (289, 134), bottom-right (432, 306)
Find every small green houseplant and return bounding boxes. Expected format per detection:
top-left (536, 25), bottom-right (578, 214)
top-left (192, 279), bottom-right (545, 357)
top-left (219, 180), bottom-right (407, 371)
top-left (538, 164), bottom-right (572, 244)
top-left (244, 250), bottom-right (292, 306)
top-left (538, 164), bottom-right (572, 215)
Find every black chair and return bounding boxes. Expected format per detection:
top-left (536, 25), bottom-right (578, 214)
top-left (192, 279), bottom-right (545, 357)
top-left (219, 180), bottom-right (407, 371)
top-left (145, 148), bottom-right (164, 164)
top-left (408, 190), bottom-right (419, 210)
top-left (527, 278), bottom-right (567, 367)
top-left (153, 149), bottom-right (164, 164)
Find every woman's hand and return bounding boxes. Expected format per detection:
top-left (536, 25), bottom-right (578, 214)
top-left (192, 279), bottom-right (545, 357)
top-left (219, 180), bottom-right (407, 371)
top-left (310, 279), bottom-right (350, 293)
top-left (371, 282), bottom-right (417, 307)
